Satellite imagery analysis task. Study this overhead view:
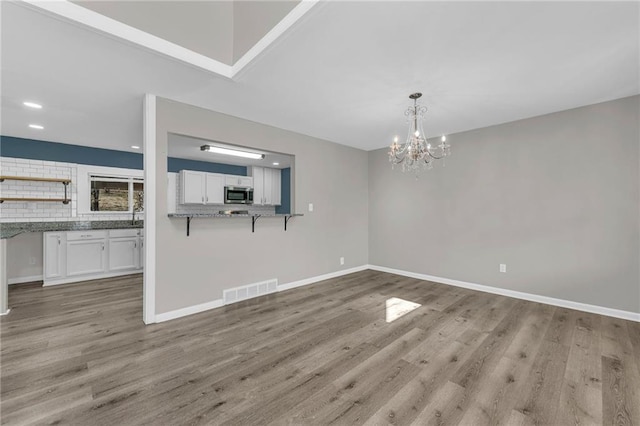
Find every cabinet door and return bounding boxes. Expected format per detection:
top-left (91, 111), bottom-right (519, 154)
top-left (271, 168), bottom-right (281, 206)
top-left (252, 167), bottom-right (264, 205)
top-left (181, 171), bottom-right (205, 204)
top-left (239, 176), bottom-right (253, 188)
top-left (67, 239), bottom-right (107, 276)
top-left (263, 167), bottom-right (273, 205)
top-left (44, 233), bottom-right (64, 279)
top-left (205, 173), bottom-right (224, 204)
top-left (138, 236), bottom-right (144, 270)
top-left (109, 237), bottom-right (138, 271)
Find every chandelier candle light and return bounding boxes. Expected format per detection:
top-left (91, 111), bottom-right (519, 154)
top-left (388, 92), bottom-right (451, 173)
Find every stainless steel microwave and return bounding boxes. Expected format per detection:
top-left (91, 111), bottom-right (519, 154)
top-left (224, 186), bottom-right (253, 204)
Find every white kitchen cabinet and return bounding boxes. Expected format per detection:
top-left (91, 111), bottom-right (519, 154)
top-left (43, 228), bottom-right (143, 286)
top-left (109, 236), bottom-right (138, 271)
top-left (271, 168), bottom-right (281, 206)
top-left (248, 167), bottom-right (281, 206)
top-left (138, 232), bottom-right (144, 270)
top-left (180, 170), bottom-right (224, 205)
top-left (225, 175), bottom-right (253, 188)
top-left (252, 167), bottom-right (265, 205)
top-left (206, 174), bottom-right (224, 204)
top-left (180, 170), bottom-right (205, 204)
top-left (66, 231), bottom-right (107, 277)
top-left (43, 232), bottom-right (65, 280)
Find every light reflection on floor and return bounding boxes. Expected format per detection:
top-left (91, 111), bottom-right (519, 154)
top-left (385, 297), bottom-right (421, 323)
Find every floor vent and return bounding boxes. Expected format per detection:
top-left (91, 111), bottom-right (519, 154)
top-left (223, 279), bottom-right (278, 305)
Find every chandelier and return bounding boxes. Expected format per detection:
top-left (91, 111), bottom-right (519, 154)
top-left (388, 92), bottom-right (451, 173)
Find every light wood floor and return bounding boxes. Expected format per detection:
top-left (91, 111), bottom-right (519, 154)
top-left (1, 271), bottom-right (639, 425)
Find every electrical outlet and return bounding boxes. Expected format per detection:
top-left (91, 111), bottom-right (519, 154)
top-left (29, 257), bottom-right (36, 265)
top-left (499, 264), bottom-right (507, 273)
top-left (340, 257), bottom-right (345, 265)
top-left (308, 203), bottom-right (314, 212)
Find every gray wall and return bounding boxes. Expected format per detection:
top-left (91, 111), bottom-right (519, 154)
top-left (154, 98), bottom-right (369, 314)
top-left (369, 95), bottom-right (640, 313)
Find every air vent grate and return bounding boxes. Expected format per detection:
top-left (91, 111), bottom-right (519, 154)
top-left (223, 278), bottom-right (278, 305)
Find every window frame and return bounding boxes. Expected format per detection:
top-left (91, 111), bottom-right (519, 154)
top-left (77, 165), bottom-right (144, 215)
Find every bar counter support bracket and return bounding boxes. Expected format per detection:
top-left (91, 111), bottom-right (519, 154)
top-left (186, 216), bottom-right (192, 237)
top-left (252, 215), bottom-right (261, 233)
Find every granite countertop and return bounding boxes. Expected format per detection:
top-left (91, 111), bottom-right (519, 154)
top-left (167, 213), bottom-right (303, 218)
top-left (1, 220), bottom-right (144, 239)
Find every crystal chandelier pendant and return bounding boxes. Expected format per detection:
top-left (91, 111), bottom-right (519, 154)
top-left (388, 92), bottom-right (451, 174)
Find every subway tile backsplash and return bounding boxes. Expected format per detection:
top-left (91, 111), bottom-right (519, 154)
top-left (0, 157), bottom-right (128, 222)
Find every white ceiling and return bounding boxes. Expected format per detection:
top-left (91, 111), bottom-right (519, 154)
top-left (1, 1), bottom-right (638, 154)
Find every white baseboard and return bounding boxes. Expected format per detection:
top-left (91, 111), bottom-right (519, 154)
top-left (367, 265), bottom-right (640, 323)
top-left (43, 270), bottom-right (142, 287)
top-left (153, 266), bottom-right (370, 323)
top-left (8, 275), bottom-right (43, 285)
top-left (278, 265), bottom-right (370, 291)
top-left (155, 298), bottom-right (224, 323)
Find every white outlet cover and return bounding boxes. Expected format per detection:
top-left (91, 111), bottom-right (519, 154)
top-left (499, 264), bottom-right (507, 273)
top-left (340, 257), bottom-right (344, 265)
top-left (308, 203), bottom-right (314, 212)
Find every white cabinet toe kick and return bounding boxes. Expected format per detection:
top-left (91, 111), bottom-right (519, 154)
top-left (44, 229), bottom-right (143, 286)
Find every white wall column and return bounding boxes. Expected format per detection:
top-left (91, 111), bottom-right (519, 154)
top-left (0, 239), bottom-right (10, 315)
top-left (143, 94), bottom-right (157, 324)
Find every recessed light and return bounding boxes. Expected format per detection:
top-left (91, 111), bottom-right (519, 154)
top-left (28, 124), bottom-right (44, 130)
top-left (23, 101), bottom-right (43, 109)
top-left (272, 162), bottom-right (280, 166)
top-left (131, 145), bottom-right (140, 149)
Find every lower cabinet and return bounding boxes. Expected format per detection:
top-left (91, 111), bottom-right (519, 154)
top-left (43, 229), bottom-right (143, 286)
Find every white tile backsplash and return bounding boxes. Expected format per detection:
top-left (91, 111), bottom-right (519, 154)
top-left (0, 157), bottom-right (131, 223)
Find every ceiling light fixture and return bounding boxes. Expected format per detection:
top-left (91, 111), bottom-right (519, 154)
top-left (200, 145), bottom-right (264, 160)
top-left (23, 101), bottom-right (43, 109)
top-left (131, 145), bottom-right (140, 149)
top-left (389, 92), bottom-right (450, 173)
top-left (28, 124), bottom-right (44, 130)
top-left (272, 162), bottom-right (280, 166)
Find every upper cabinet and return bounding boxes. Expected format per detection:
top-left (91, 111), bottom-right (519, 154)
top-left (225, 175), bottom-right (253, 188)
top-left (179, 170), bottom-right (224, 205)
top-left (248, 167), bottom-right (281, 206)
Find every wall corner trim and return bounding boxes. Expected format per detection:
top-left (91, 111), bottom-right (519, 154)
top-left (367, 265), bottom-right (640, 323)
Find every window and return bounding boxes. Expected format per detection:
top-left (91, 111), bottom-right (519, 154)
top-left (77, 165), bottom-right (144, 215)
top-left (90, 176), bottom-right (143, 212)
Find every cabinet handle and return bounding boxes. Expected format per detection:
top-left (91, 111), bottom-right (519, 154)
top-left (101, 244), bottom-right (104, 251)
top-left (202, 196), bottom-right (204, 203)
top-left (134, 242), bottom-right (137, 248)
top-left (57, 237), bottom-right (60, 245)
top-left (206, 196), bottom-right (208, 203)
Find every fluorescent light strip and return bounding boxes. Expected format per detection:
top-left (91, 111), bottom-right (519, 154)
top-left (201, 145), bottom-right (264, 160)
top-left (29, 124), bottom-right (44, 129)
top-left (23, 101), bottom-right (43, 109)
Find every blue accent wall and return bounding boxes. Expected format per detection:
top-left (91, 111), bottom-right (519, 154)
top-left (0, 136), bottom-right (246, 175)
top-left (1, 136), bottom-right (143, 169)
top-left (1, 136), bottom-right (291, 212)
top-left (276, 167), bottom-right (291, 214)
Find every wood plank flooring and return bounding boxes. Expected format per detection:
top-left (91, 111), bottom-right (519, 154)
top-left (1, 270), bottom-right (639, 425)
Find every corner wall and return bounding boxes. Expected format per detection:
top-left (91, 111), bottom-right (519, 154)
top-left (153, 98), bottom-right (369, 315)
top-left (368, 95), bottom-right (640, 314)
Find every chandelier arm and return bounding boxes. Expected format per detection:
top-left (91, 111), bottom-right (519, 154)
top-left (426, 150), bottom-right (445, 160)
